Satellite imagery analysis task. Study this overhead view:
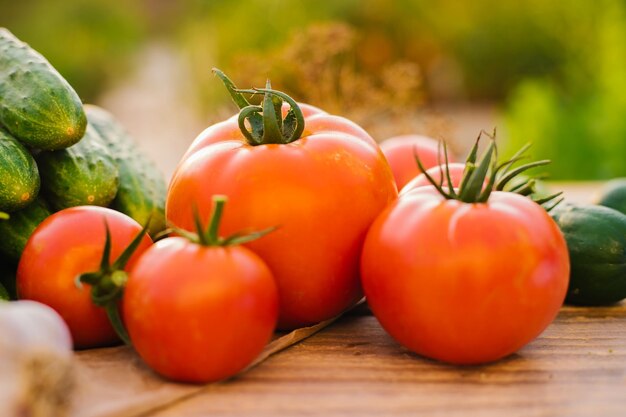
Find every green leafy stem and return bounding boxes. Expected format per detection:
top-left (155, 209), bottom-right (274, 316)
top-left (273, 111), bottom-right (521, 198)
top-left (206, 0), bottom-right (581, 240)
top-left (213, 68), bottom-right (305, 146)
top-left (415, 130), bottom-right (563, 211)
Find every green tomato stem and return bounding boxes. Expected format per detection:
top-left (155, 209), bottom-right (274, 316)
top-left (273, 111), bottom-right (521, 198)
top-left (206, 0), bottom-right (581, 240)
top-left (207, 195), bottom-right (227, 244)
top-left (214, 69), bottom-right (305, 146)
top-left (414, 130), bottom-right (558, 207)
top-left (181, 196), bottom-right (275, 247)
top-left (106, 303), bottom-right (131, 346)
top-left (76, 218), bottom-right (150, 348)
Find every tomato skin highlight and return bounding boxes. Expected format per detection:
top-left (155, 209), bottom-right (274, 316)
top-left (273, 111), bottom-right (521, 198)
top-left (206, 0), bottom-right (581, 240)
top-left (380, 135), bottom-right (454, 190)
top-left (123, 237), bottom-right (278, 383)
top-left (167, 112), bottom-right (397, 329)
top-left (16, 206), bottom-right (153, 349)
top-left (361, 188), bottom-right (570, 364)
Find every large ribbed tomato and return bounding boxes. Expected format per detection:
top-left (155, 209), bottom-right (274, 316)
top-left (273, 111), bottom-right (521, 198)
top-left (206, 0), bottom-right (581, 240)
top-left (361, 141), bottom-right (570, 364)
top-left (167, 71), bottom-right (397, 329)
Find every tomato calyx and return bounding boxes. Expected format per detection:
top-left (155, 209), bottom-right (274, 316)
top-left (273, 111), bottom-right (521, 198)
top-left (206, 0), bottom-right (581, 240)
top-left (173, 195), bottom-right (276, 247)
top-left (76, 220), bottom-right (151, 345)
top-left (414, 131), bottom-right (563, 209)
top-left (213, 68), bottom-right (305, 146)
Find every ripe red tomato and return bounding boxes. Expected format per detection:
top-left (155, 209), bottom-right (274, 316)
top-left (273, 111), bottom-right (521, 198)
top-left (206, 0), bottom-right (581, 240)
top-left (167, 77), bottom-right (397, 330)
top-left (17, 206), bottom-right (153, 349)
top-left (123, 236), bottom-right (278, 383)
top-left (380, 135), bottom-right (455, 190)
top-left (400, 162), bottom-right (467, 195)
top-left (361, 187), bottom-right (569, 364)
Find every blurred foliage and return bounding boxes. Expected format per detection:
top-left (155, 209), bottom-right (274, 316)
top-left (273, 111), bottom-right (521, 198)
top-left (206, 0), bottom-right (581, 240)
top-left (211, 23), bottom-right (424, 140)
top-left (1, 0), bottom-right (626, 178)
top-left (178, 0), bottom-right (573, 103)
top-left (505, 0), bottom-right (626, 179)
top-left (0, 0), bottom-right (605, 104)
top-left (0, 0), bottom-right (149, 101)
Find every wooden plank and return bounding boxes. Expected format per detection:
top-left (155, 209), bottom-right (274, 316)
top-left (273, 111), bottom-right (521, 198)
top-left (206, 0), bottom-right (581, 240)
top-left (70, 315), bottom-right (344, 417)
top-left (149, 304), bottom-right (626, 417)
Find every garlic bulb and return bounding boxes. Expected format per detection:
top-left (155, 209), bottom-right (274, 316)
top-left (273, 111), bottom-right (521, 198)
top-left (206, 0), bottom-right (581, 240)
top-left (0, 300), bottom-right (74, 417)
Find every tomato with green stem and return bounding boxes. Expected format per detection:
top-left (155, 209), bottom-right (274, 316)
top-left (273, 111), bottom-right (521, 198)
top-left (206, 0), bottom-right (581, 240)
top-left (124, 195), bottom-right (279, 383)
top-left (16, 206), bottom-right (152, 349)
top-left (361, 137), bottom-right (569, 364)
top-left (167, 70), bottom-right (397, 330)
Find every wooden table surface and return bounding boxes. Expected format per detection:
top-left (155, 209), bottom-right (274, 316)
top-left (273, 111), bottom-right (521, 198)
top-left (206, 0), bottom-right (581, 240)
top-left (152, 305), bottom-right (626, 417)
top-left (70, 183), bottom-right (626, 417)
top-left (72, 303), bottom-right (626, 417)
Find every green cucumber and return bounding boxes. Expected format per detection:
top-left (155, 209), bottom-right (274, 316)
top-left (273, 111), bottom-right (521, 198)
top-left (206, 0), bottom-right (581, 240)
top-left (37, 124), bottom-right (119, 210)
top-left (0, 28), bottom-right (86, 150)
top-left (552, 203), bottom-right (626, 305)
top-left (594, 178), bottom-right (626, 216)
top-left (0, 128), bottom-right (39, 212)
top-left (84, 105), bottom-right (166, 236)
top-left (0, 197), bottom-right (51, 260)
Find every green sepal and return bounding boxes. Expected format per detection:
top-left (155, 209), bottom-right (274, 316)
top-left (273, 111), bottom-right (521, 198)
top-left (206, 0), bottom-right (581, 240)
top-left (221, 226), bottom-right (278, 246)
top-left (459, 140), bottom-right (495, 203)
top-left (76, 218), bottom-right (151, 346)
top-left (212, 68), bottom-right (263, 139)
top-left (214, 69), bottom-right (305, 146)
top-left (106, 303), bottom-right (131, 346)
top-left (413, 131), bottom-right (560, 208)
top-left (175, 195), bottom-right (276, 248)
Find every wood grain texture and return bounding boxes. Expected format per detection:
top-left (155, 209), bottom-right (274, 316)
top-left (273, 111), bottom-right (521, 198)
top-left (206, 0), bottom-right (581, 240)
top-left (150, 305), bottom-right (626, 417)
top-left (70, 315), bottom-right (342, 417)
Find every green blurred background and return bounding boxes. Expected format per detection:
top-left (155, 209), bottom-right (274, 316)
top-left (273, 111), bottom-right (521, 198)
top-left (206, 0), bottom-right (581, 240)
top-left (1, 0), bottom-right (624, 179)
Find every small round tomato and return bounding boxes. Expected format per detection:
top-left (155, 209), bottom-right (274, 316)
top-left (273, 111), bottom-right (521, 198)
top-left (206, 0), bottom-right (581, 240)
top-left (361, 141), bottom-right (569, 365)
top-left (124, 197), bottom-right (278, 383)
top-left (167, 72), bottom-right (396, 330)
top-left (380, 135), bottom-right (455, 189)
top-left (17, 206), bottom-right (153, 349)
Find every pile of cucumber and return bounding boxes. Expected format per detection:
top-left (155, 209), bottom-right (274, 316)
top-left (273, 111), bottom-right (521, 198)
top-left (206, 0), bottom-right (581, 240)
top-left (0, 28), bottom-right (166, 297)
top-left (551, 179), bottom-right (626, 306)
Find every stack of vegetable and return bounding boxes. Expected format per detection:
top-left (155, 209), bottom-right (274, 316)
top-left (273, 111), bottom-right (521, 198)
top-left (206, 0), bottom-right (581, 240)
top-left (0, 28), bottom-right (167, 416)
top-left (0, 28), bottom-right (166, 300)
top-left (1, 25), bottom-right (625, 408)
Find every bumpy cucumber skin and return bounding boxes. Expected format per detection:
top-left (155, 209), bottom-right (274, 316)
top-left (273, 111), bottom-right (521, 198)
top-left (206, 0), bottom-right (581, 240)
top-left (0, 28), bottom-right (86, 150)
top-left (37, 124), bottom-right (120, 210)
top-left (0, 197), bottom-right (51, 260)
top-left (84, 105), bottom-right (166, 237)
top-left (552, 203), bottom-right (626, 305)
top-left (0, 128), bottom-right (39, 212)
